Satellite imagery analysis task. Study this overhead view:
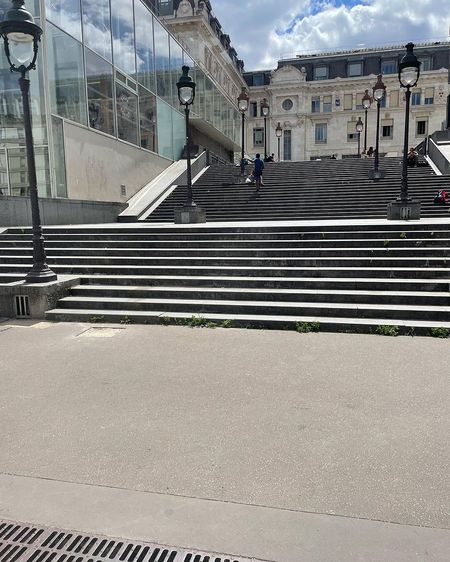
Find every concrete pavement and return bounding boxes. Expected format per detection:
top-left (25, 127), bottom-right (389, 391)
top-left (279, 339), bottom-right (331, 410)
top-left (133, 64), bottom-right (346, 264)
top-left (0, 320), bottom-right (449, 560)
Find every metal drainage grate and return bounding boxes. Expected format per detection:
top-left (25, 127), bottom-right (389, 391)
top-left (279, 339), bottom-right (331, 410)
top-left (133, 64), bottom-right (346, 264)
top-left (0, 521), bottom-right (265, 562)
top-left (15, 295), bottom-right (30, 318)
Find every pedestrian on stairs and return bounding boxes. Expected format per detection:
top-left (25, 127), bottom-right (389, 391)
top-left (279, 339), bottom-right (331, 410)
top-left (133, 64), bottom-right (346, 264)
top-left (254, 153), bottom-right (265, 191)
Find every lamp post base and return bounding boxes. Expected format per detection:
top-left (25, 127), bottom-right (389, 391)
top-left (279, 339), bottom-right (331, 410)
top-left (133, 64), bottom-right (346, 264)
top-left (174, 205), bottom-right (206, 224)
top-left (387, 199), bottom-right (421, 221)
top-left (25, 266), bottom-right (57, 284)
top-left (369, 169), bottom-right (385, 180)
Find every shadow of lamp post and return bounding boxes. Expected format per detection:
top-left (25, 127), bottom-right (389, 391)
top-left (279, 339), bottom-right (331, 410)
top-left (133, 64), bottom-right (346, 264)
top-left (0, 0), bottom-right (57, 283)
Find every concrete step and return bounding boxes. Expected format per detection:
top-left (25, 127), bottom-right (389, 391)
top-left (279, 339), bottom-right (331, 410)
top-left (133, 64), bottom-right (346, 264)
top-left (55, 295), bottom-right (450, 321)
top-left (44, 307), bottom-right (450, 336)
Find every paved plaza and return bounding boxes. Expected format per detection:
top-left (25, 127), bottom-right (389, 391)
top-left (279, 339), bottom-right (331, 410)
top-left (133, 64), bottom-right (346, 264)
top-left (0, 320), bottom-right (449, 560)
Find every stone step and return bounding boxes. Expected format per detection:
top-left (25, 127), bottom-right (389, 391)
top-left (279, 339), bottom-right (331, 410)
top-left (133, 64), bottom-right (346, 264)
top-left (55, 295), bottom-right (450, 321)
top-left (70, 284), bottom-right (450, 306)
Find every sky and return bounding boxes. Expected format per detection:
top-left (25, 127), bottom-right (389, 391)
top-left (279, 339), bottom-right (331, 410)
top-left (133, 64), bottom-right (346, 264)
top-left (211, 0), bottom-right (450, 71)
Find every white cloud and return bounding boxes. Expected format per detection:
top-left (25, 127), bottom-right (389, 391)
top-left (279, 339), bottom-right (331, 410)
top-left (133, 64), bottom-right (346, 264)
top-left (211, 0), bottom-right (450, 70)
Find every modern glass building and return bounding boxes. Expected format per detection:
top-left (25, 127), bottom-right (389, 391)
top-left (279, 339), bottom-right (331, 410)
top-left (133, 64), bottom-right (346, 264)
top-left (0, 0), bottom-right (241, 201)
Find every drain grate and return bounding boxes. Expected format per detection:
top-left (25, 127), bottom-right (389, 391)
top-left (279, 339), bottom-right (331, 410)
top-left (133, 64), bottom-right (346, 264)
top-left (0, 521), bottom-right (265, 562)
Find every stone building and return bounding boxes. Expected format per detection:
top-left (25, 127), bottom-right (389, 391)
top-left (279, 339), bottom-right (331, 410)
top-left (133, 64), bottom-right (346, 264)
top-left (243, 43), bottom-right (450, 161)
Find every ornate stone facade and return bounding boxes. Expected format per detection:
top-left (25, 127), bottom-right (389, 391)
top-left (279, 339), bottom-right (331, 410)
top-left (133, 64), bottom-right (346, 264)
top-left (244, 43), bottom-right (450, 161)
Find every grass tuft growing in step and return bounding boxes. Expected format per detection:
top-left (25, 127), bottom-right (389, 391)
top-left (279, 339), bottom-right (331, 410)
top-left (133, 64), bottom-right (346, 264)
top-left (296, 321), bottom-right (320, 333)
top-left (375, 325), bottom-right (399, 337)
top-left (429, 327), bottom-right (450, 338)
top-left (90, 315), bottom-right (105, 323)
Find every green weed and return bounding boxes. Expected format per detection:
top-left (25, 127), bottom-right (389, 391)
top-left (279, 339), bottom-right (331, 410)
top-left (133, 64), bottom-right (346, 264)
top-left (296, 321), bottom-right (320, 333)
top-left (375, 325), bottom-right (399, 337)
top-left (429, 327), bottom-right (450, 338)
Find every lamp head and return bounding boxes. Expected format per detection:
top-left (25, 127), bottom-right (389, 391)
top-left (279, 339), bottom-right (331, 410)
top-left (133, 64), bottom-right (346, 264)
top-left (373, 74), bottom-right (386, 102)
top-left (237, 87), bottom-right (249, 113)
top-left (362, 89), bottom-right (372, 109)
top-left (275, 121), bottom-right (282, 138)
top-left (356, 117), bottom-right (364, 133)
top-left (260, 97), bottom-right (270, 117)
top-left (176, 65), bottom-right (196, 106)
top-left (399, 42), bottom-right (421, 88)
top-left (0, 0), bottom-right (42, 72)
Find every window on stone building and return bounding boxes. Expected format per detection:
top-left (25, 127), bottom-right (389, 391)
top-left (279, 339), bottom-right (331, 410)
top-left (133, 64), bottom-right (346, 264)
top-left (323, 96), bottom-right (332, 113)
top-left (381, 60), bottom-right (397, 74)
top-left (282, 99), bottom-right (293, 111)
top-left (344, 94), bottom-right (353, 110)
top-left (315, 123), bottom-right (327, 143)
top-left (250, 102), bottom-right (258, 117)
top-left (253, 74), bottom-right (264, 86)
top-left (411, 90), bottom-right (421, 105)
top-left (311, 96), bottom-right (320, 113)
top-left (424, 88), bottom-right (434, 105)
top-left (382, 120), bottom-right (393, 139)
top-left (356, 92), bottom-right (364, 109)
top-left (314, 66), bottom-right (328, 80)
top-left (347, 122), bottom-right (358, 142)
top-left (390, 91), bottom-right (399, 108)
top-left (348, 62), bottom-right (362, 77)
top-left (416, 119), bottom-right (428, 136)
top-left (418, 57), bottom-right (431, 71)
top-left (379, 95), bottom-right (386, 108)
top-left (253, 127), bottom-right (264, 146)
top-left (283, 130), bottom-right (292, 160)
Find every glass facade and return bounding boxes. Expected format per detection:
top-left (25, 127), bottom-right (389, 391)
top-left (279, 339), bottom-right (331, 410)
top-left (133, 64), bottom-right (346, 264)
top-left (0, 0), bottom-right (240, 199)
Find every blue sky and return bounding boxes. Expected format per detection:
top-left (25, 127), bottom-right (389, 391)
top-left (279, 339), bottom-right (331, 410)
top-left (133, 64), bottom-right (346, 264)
top-left (211, 0), bottom-right (450, 70)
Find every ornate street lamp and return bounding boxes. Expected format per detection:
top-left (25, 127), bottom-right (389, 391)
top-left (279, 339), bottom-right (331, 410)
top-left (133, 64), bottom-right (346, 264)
top-left (398, 42), bottom-right (421, 202)
top-left (356, 116), bottom-right (364, 158)
top-left (0, 0), bottom-right (56, 283)
top-left (370, 74), bottom-right (386, 179)
top-left (275, 121), bottom-right (282, 162)
top-left (362, 89), bottom-right (372, 153)
top-left (175, 65), bottom-right (205, 223)
top-left (237, 87), bottom-right (249, 174)
top-left (388, 43), bottom-right (421, 220)
top-left (260, 97), bottom-right (270, 160)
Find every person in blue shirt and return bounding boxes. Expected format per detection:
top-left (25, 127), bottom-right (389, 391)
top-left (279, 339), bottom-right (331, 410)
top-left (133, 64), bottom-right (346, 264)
top-left (253, 153), bottom-right (265, 191)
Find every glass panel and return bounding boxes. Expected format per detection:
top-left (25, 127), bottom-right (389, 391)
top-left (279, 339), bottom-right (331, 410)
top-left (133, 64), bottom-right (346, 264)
top-left (283, 130), bottom-right (291, 160)
top-left (314, 66), bottom-right (328, 80)
top-left (381, 60), bottom-right (396, 74)
top-left (51, 116), bottom-right (67, 197)
top-left (135, 0), bottom-right (156, 93)
top-left (0, 148), bottom-right (8, 195)
top-left (111, 0), bottom-right (136, 75)
top-left (82, 0), bottom-right (112, 61)
top-left (204, 76), bottom-right (213, 123)
top-left (46, 22), bottom-right (87, 125)
top-left (156, 98), bottom-right (173, 159)
top-left (194, 66), bottom-right (205, 119)
top-left (153, 18), bottom-right (171, 102)
top-left (116, 82), bottom-right (138, 144)
top-left (86, 48), bottom-right (115, 136)
top-left (170, 37), bottom-right (183, 108)
top-left (348, 62), bottom-right (362, 76)
top-left (139, 85), bottom-right (157, 151)
top-left (45, 0), bottom-right (82, 41)
top-left (411, 91), bottom-right (421, 105)
top-left (8, 146), bottom-right (51, 197)
top-left (172, 108), bottom-right (185, 160)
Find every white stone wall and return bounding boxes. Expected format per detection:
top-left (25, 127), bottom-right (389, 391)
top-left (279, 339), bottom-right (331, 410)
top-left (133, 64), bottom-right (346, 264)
top-left (245, 67), bottom-right (449, 161)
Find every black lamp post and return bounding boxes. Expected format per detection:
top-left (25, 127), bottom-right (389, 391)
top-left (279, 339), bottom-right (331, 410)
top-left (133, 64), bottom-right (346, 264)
top-left (362, 89), bottom-right (372, 153)
top-left (0, 0), bottom-right (56, 283)
top-left (275, 121), bottom-right (282, 162)
top-left (371, 74), bottom-right (386, 179)
top-left (356, 116), bottom-right (363, 158)
top-left (260, 97), bottom-right (269, 160)
top-left (398, 42), bottom-right (421, 202)
top-left (174, 65), bottom-right (205, 223)
top-left (237, 87), bottom-right (249, 175)
top-left (177, 65), bottom-right (196, 207)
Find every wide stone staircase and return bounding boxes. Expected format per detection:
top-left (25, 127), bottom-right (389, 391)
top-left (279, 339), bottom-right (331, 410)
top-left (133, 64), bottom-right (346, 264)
top-left (146, 158), bottom-right (450, 222)
top-left (2, 222), bottom-right (450, 334)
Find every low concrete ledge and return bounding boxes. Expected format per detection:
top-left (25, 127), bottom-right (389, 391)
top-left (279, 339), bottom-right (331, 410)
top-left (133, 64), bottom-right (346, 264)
top-left (0, 196), bottom-right (127, 227)
top-left (0, 276), bottom-right (80, 319)
top-left (387, 200), bottom-right (421, 221)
